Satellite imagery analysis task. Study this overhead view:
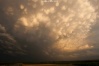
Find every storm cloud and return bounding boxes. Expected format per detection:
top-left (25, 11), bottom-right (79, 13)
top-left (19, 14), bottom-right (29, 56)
top-left (0, 0), bottom-right (99, 62)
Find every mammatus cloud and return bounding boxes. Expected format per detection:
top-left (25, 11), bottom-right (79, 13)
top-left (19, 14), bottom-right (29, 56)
top-left (0, 0), bottom-right (99, 61)
top-left (13, 0), bottom-right (97, 59)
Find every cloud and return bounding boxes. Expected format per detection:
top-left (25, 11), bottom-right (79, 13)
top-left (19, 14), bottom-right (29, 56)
top-left (11, 0), bottom-right (98, 60)
top-left (13, 0), bottom-right (97, 59)
top-left (0, 24), bottom-right (6, 33)
top-left (0, 24), bottom-right (25, 56)
top-left (0, 0), bottom-right (99, 61)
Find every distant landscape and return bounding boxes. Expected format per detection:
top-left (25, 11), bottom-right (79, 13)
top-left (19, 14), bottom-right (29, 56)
top-left (0, 60), bottom-right (99, 66)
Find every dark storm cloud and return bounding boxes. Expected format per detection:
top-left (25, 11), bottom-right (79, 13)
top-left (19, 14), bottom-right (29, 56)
top-left (0, 0), bottom-right (55, 62)
top-left (0, 24), bottom-right (25, 56)
top-left (0, 0), bottom-right (99, 62)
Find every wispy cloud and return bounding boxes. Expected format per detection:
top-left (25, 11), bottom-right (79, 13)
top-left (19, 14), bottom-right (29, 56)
top-left (0, 24), bottom-right (25, 55)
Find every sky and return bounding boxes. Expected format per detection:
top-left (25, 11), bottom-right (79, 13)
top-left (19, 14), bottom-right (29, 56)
top-left (0, 0), bottom-right (99, 63)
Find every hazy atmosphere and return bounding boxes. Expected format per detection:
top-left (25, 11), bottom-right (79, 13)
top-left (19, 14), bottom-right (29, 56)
top-left (0, 0), bottom-right (99, 62)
